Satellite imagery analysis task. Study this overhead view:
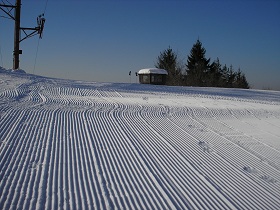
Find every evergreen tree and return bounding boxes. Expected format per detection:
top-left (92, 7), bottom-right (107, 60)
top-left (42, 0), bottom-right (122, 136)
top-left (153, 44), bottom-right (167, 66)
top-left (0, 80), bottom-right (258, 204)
top-left (227, 65), bottom-right (236, 88)
top-left (234, 68), bottom-right (250, 89)
top-left (219, 64), bottom-right (229, 87)
top-left (155, 47), bottom-right (182, 86)
top-left (233, 68), bottom-right (242, 88)
top-left (240, 74), bottom-right (250, 89)
top-left (186, 39), bottom-right (211, 86)
top-left (154, 39), bottom-right (251, 88)
top-left (209, 58), bottom-right (223, 87)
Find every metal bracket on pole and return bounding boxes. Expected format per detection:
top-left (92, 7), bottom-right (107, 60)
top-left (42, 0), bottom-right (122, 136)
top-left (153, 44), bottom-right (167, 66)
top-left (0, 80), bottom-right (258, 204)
top-left (19, 14), bottom-right (45, 42)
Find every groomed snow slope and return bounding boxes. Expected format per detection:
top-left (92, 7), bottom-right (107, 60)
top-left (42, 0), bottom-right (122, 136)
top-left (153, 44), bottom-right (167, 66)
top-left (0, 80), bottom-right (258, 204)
top-left (1, 70), bottom-right (280, 209)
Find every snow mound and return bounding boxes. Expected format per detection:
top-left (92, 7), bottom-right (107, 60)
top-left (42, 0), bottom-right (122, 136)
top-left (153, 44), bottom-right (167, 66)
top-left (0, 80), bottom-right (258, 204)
top-left (11, 69), bottom-right (26, 74)
top-left (0, 66), bottom-right (26, 74)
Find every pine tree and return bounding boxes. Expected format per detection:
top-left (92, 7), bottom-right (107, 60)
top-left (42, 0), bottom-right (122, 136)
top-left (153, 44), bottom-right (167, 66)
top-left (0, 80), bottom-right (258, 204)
top-left (234, 68), bottom-right (250, 89)
top-left (233, 68), bottom-right (242, 88)
top-left (155, 47), bottom-right (182, 86)
top-left (219, 64), bottom-right (229, 87)
top-left (227, 65), bottom-right (236, 88)
top-left (240, 74), bottom-right (250, 89)
top-left (209, 58), bottom-right (223, 87)
top-left (186, 39), bottom-right (211, 86)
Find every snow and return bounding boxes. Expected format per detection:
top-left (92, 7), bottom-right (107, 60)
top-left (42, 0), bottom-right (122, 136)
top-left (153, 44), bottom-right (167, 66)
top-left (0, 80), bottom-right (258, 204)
top-left (0, 66), bottom-right (26, 74)
top-left (1, 69), bottom-right (280, 209)
top-left (138, 68), bottom-right (168, 75)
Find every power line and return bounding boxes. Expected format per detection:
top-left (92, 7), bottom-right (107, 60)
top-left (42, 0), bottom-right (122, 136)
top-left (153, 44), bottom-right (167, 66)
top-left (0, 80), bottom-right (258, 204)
top-left (43, 0), bottom-right (49, 15)
top-left (33, 37), bottom-right (40, 74)
top-left (0, 18), bottom-right (4, 67)
top-left (0, 43), bottom-right (3, 67)
top-left (3, 0), bottom-right (13, 6)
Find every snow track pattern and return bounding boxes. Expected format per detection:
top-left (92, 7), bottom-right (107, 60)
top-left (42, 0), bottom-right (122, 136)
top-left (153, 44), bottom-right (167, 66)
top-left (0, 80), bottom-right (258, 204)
top-left (1, 72), bottom-right (280, 209)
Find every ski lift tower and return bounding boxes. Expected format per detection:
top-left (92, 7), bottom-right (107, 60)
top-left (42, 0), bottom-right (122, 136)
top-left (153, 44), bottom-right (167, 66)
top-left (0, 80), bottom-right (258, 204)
top-left (0, 0), bottom-right (45, 70)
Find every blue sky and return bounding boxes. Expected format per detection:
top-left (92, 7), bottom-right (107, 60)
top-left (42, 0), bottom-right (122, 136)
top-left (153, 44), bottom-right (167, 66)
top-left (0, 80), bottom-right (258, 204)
top-left (1, 0), bottom-right (280, 90)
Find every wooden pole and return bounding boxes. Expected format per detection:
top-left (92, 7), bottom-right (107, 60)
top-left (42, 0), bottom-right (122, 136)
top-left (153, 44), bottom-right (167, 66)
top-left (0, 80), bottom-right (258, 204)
top-left (13, 0), bottom-right (21, 70)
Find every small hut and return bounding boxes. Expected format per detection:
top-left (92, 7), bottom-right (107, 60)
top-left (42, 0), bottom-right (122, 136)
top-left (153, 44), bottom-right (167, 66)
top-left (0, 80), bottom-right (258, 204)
top-left (138, 68), bottom-right (168, 85)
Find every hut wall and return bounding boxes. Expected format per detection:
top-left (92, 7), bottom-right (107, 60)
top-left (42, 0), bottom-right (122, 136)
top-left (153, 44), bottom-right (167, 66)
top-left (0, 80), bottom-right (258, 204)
top-left (139, 74), bottom-right (167, 85)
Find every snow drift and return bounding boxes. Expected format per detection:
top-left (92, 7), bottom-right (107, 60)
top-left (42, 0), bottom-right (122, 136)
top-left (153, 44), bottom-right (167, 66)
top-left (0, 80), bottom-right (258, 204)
top-left (1, 69), bottom-right (280, 209)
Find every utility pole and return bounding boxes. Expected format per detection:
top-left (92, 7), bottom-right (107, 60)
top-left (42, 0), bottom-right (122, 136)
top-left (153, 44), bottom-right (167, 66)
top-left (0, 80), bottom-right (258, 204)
top-left (13, 0), bottom-right (21, 70)
top-left (0, 0), bottom-right (45, 70)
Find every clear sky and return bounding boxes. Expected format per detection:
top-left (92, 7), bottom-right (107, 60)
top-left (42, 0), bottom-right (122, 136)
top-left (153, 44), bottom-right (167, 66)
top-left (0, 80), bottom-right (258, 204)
top-left (1, 0), bottom-right (280, 90)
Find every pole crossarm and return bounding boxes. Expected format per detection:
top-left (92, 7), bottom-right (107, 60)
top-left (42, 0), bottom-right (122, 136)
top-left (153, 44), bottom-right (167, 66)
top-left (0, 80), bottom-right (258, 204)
top-left (20, 27), bottom-right (40, 42)
top-left (0, 4), bottom-right (16, 8)
top-left (0, 4), bottom-right (16, 20)
top-left (19, 14), bottom-right (45, 42)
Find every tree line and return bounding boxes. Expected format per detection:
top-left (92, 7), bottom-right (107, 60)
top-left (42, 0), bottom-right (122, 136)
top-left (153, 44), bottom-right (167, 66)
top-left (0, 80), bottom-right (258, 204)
top-left (155, 39), bottom-right (249, 88)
